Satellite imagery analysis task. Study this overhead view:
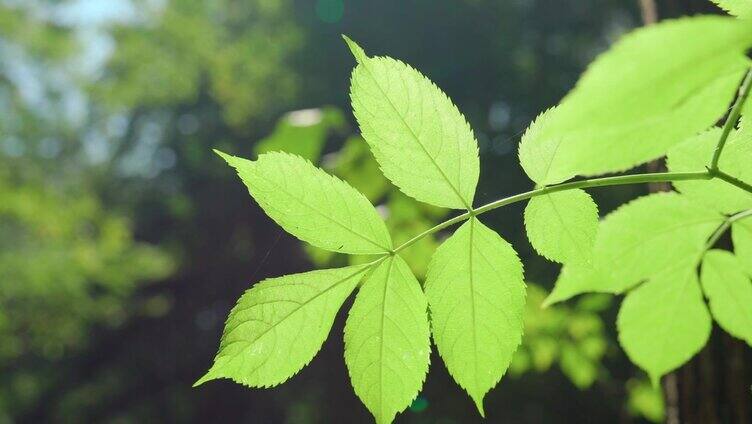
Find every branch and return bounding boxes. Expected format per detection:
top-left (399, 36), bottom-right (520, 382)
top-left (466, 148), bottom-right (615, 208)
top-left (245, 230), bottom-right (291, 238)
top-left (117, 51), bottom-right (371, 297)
top-left (394, 170), bottom-right (718, 254)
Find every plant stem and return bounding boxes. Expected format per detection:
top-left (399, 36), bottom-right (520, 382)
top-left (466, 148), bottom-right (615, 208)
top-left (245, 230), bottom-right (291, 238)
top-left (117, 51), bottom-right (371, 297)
top-left (712, 169), bottom-right (752, 194)
top-left (393, 170), bottom-right (714, 254)
top-left (710, 68), bottom-right (752, 171)
top-left (702, 209), bottom-right (752, 253)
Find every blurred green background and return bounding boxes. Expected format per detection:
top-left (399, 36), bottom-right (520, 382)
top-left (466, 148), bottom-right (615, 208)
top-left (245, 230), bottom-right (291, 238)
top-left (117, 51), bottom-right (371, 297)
top-left (0, 0), bottom-right (732, 422)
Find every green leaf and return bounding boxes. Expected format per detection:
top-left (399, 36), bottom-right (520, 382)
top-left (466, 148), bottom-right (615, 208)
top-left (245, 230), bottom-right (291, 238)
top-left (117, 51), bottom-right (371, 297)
top-left (325, 136), bottom-right (390, 202)
top-left (344, 255), bottom-right (430, 424)
top-left (217, 150), bottom-right (392, 254)
top-left (519, 17), bottom-right (752, 185)
top-left (195, 266), bottom-right (367, 387)
top-left (593, 192), bottom-right (723, 293)
top-left (543, 263), bottom-right (607, 307)
top-left (710, 0), bottom-right (752, 18)
top-left (347, 38), bottom-right (479, 209)
top-left (732, 219), bottom-right (752, 276)
top-left (424, 218), bottom-right (526, 415)
top-left (524, 189), bottom-right (598, 265)
top-left (255, 106), bottom-right (345, 162)
top-left (617, 266), bottom-right (711, 385)
top-left (667, 128), bottom-right (752, 213)
top-left (626, 378), bottom-right (666, 423)
top-left (701, 250), bottom-right (752, 346)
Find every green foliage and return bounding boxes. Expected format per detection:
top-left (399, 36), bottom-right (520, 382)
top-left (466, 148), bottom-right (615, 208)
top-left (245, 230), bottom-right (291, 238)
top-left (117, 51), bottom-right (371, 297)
top-left (592, 193), bottom-right (722, 293)
top-left (196, 266), bottom-right (367, 387)
top-left (700, 250), bottom-right (752, 346)
top-left (344, 256), bottom-right (430, 424)
top-left (217, 150), bottom-right (392, 254)
top-left (626, 379), bottom-right (665, 423)
top-left (711, 0), bottom-right (752, 18)
top-left (254, 107), bottom-right (346, 162)
top-left (546, 193), bottom-right (723, 303)
top-left (0, 176), bottom-right (173, 375)
top-left (668, 128), bottom-right (752, 213)
top-left (524, 189), bottom-right (598, 265)
top-left (207, 15), bottom-right (752, 422)
top-left (425, 218), bottom-right (525, 414)
top-left (346, 37), bottom-right (480, 210)
top-left (519, 17), bottom-right (752, 185)
top-left (544, 263), bottom-right (605, 306)
top-left (509, 285), bottom-right (609, 390)
top-left (99, 0), bottom-right (301, 128)
top-left (617, 266), bottom-right (711, 385)
top-left (732, 219), bottom-right (752, 275)
top-left (325, 136), bottom-right (390, 202)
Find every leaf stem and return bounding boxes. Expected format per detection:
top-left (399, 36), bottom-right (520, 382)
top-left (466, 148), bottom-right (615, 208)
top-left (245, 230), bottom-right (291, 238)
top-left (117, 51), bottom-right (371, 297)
top-left (709, 68), bottom-right (752, 170)
top-left (702, 209), bottom-right (752, 254)
top-left (711, 168), bottom-right (752, 194)
top-left (393, 167), bottom-right (752, 254)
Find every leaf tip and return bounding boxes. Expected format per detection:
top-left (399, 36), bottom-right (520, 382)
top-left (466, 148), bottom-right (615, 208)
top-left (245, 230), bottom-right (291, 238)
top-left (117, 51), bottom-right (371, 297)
top-left (213, 149), bottom-right (233, 162)
top-left (193, 370), bottom-right (215, 388)
top-left (471, 394), bottom-right (486, 418)
top-left (342, 34), bottom-right (367, 63)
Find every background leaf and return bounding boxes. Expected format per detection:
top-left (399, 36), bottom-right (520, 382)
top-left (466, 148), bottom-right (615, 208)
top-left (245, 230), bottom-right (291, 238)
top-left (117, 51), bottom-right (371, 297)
top-left (519, 17), bottom-right (752, 185)
top-left (425, 218), bottom-right (526, 415)
top-left (617, 267), bottom-right (711, 385)
top-left (348, 40), bottom-right (479, 209)
top-left (254, 107), bottom-right (346, 162)
top-left (344, 255), bottom-right (430, 424)
top-left (218, 151), bottom-right (392, 254)
top-left (524, 189), bottom-right (598, 265)
top-left (324, 136), bottom-right (390, 202)
top-left (667, 128), bottom-right (752, 213)
top-left (701, 250), bottom-right (752, 346)
top-left (592, 193), bottom-right (722, 293)
top-left (196, 266), bottom-right (367, 387)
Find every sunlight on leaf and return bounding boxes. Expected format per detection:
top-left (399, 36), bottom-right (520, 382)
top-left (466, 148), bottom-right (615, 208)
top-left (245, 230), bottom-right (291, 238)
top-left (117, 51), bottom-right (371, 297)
top-left (217, 150), bottom-right (392, 254)
top-left (344, 255), bottom-right (430, 424)
top-left (347, 37), bottom-right (479, 209)
top-left (618, 266), bottom-right (711, 385)
top-left (196, 265), bottom-right (367, 387)
top-left (425, 218), bottom-right (525, 415)
top-left (524, 189), bottom-right (598, 265)
top-left (700, 250), bottom-right (752, 346)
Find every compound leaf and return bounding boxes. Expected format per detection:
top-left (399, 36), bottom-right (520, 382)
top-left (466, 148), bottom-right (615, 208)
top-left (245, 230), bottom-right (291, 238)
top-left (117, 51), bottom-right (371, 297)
top-left (701, 250), bottom-right (752, 346)
top-left (617, 266), bottom-right (711, 385)
top-left (347, 37), bottom-right (479, 209)
top-left (667, 128), bottom-right (752, 213)
top-left (217, 150), bottom-right (392, 254)
top-left (524, 189), bottom-right (598, 265)
top-left (425, 218), bottom-right (526, 415)
top-left (710, 0), bottom-right (752, 18)
top-left (593, 192), bottom-right (723, 293)
top-left (732, 219), bottom-right (752, 276)
top-left (344, 255), bottom-right (430, 424)
top-left (519, 17), bottom-right (752, 185)
top-left (195, 266), bottom-right (367, 387)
